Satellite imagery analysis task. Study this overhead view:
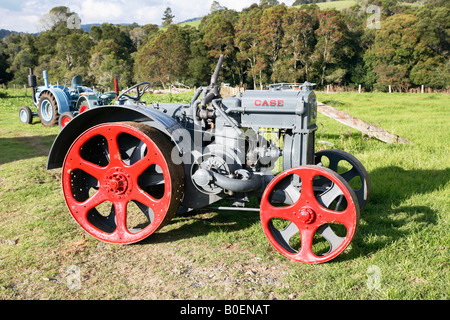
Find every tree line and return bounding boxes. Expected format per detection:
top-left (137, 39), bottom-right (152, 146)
top-left (0, 0), bottom-right (448, 92)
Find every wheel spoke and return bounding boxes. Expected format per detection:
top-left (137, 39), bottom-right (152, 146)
top-left (315, 182), bottom-right (344, 209)
top-left (131, 188), bottom-right (158, 209)
top-left (69, 190), bottom-right (107, 220)
top-left (296, 227), bottom-right (316, 262)
top-left (106, 129), bottom-right (122, 166)
top-left (279, 222), bottom-right (299, 243)
top-left (298, 171), bottom-right (315, 203)
top-left (340, 167), bottom-right (359, 183)
top-left (130, 144), bottom-right (166, 177)
top-left (112, 200), bottom-right (128, 238)
top-left (68, 157), bottom-right (107, 181)
top-left (317, 224), bottom-right (345, 254)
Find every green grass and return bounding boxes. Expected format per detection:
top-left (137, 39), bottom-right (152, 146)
top-left (293, 0), bottom-right (358, 11)
top-left (0, 88), bottom-right (448, 300)
top-left (316, 0), bottom-right (357, 10)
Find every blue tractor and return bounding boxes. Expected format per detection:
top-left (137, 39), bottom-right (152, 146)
top-left (19, 68), bottom-right (117, 128)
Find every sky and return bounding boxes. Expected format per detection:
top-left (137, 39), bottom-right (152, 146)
top-left (0, 0), bottom-right (296, 33)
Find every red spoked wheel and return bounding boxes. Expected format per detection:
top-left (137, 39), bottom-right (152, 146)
top-left (260, 165), bottom-right (360, 264)
top-left (79, 103), bottom-right (89, 113)
top-left (62, 122), bottom-right (184, 244)
top-left (59, 112), bottom-right (74, 129)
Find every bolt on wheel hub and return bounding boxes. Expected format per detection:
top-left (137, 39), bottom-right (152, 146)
top-left (298, 207), bottom-right (315, 224)
top-left (104, 168), bottom-right (131, 196)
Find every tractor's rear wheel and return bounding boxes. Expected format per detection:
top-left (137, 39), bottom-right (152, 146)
top-left (314, 149), bottom-right (371, 211)
top-left (61, 121), bottom-right (184, 244)
top-left (38, 91), bottom-right (59, 126)
top-left (260, 165), bottom-right (360, 264)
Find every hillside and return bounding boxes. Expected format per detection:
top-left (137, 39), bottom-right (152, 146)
top-left (294, 0), bottom-right (358, 10)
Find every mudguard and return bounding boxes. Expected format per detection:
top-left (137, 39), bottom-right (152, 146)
top-left (39, 88), bottom-right (71, 114)
top-left (47, 104), bottom-right (187, 170)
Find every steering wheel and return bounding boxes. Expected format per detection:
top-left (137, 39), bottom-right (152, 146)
top-left (93, 84), bottom-right (107, 93)
top-left (116, 82), bottom-right (151, 103)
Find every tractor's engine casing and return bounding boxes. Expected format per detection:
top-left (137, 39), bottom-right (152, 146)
top-left (182, 84), bottom-right (318, 208)
top-left (222, 84), bottom-right (318, 169)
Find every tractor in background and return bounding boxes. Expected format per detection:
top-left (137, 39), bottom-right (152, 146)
top-left (19, 68), bottom-right (117, 128)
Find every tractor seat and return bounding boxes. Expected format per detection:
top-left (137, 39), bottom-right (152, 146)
top-left (71, 75), bottom-right (82, 89)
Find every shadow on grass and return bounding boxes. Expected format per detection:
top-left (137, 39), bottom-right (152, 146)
top-left (140, 208), bottom-right (261, 246)
top-left (0, 134), bottom-right (56, 165)
top-left (349, 166), bottom-right (449, 259)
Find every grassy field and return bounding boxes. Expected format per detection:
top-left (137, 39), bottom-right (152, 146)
top-left (314, 0), bottom-right (357, 10)
top-left (0, 89), bottom-right (448, 300)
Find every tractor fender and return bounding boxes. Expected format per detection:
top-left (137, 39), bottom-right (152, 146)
top-left (47, 104), bottom-right (189, 170)
top-left (39, 88), bottom-right (71, 114)
top-left (75, 95), bottom-right (96, 110)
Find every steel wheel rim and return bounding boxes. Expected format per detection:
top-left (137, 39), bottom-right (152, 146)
top-left (62, 122), bottom-right (178, 244)
top-left (260, 166), bottom-right (360, 264)
top-left (19, 109), bottom-right (28, 123)
top-left (40, 99), bottom-right (53, 122)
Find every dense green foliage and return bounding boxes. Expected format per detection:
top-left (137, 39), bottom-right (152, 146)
top-left (0, 0), bottom-right (448, 91)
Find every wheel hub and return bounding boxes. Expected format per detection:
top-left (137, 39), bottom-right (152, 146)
top-left (104, 168), bottom-right (132, 197)
top-left (298, 207), bottom-right (315, 224)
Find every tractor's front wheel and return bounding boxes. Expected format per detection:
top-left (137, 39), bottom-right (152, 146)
top-left (59, 112), bottom-right (74, 129)
top-left (19, 106), bottom-right (33, 124)
top-left (61, 122), bottom-right (184, 244)
top-left (38, 92), bottom-right (59, 126)
top-left (260, 166), bottom-right (360, 264)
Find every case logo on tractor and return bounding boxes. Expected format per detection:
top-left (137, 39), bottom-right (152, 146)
top-left (255, 100), bottom-right (284, 107)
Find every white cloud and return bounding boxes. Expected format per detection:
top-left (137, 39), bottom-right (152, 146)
top-left (0, 0), bottom-right (296, 33)
top-left (79, 0), bottom-right (123, 22)
top-left (0, 7), bottom-right (41, 33)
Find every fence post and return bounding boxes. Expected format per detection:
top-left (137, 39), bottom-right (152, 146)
top-left (358, 84), bottom-right (361, 93)
top-left (421, 85), bottom-right (424, 93)
top-left (388, 85), bottom-right (391, 93)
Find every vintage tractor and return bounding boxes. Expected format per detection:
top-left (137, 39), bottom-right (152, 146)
top-left (47, 56), bottom-right (370, 264)
top-left (19, 68), bottom-right (116, 128)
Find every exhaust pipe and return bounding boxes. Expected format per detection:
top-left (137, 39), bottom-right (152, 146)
top-left (27, 68), bottom-right (37, 105)
top-left (193, 168), bottom-right (263, 193)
